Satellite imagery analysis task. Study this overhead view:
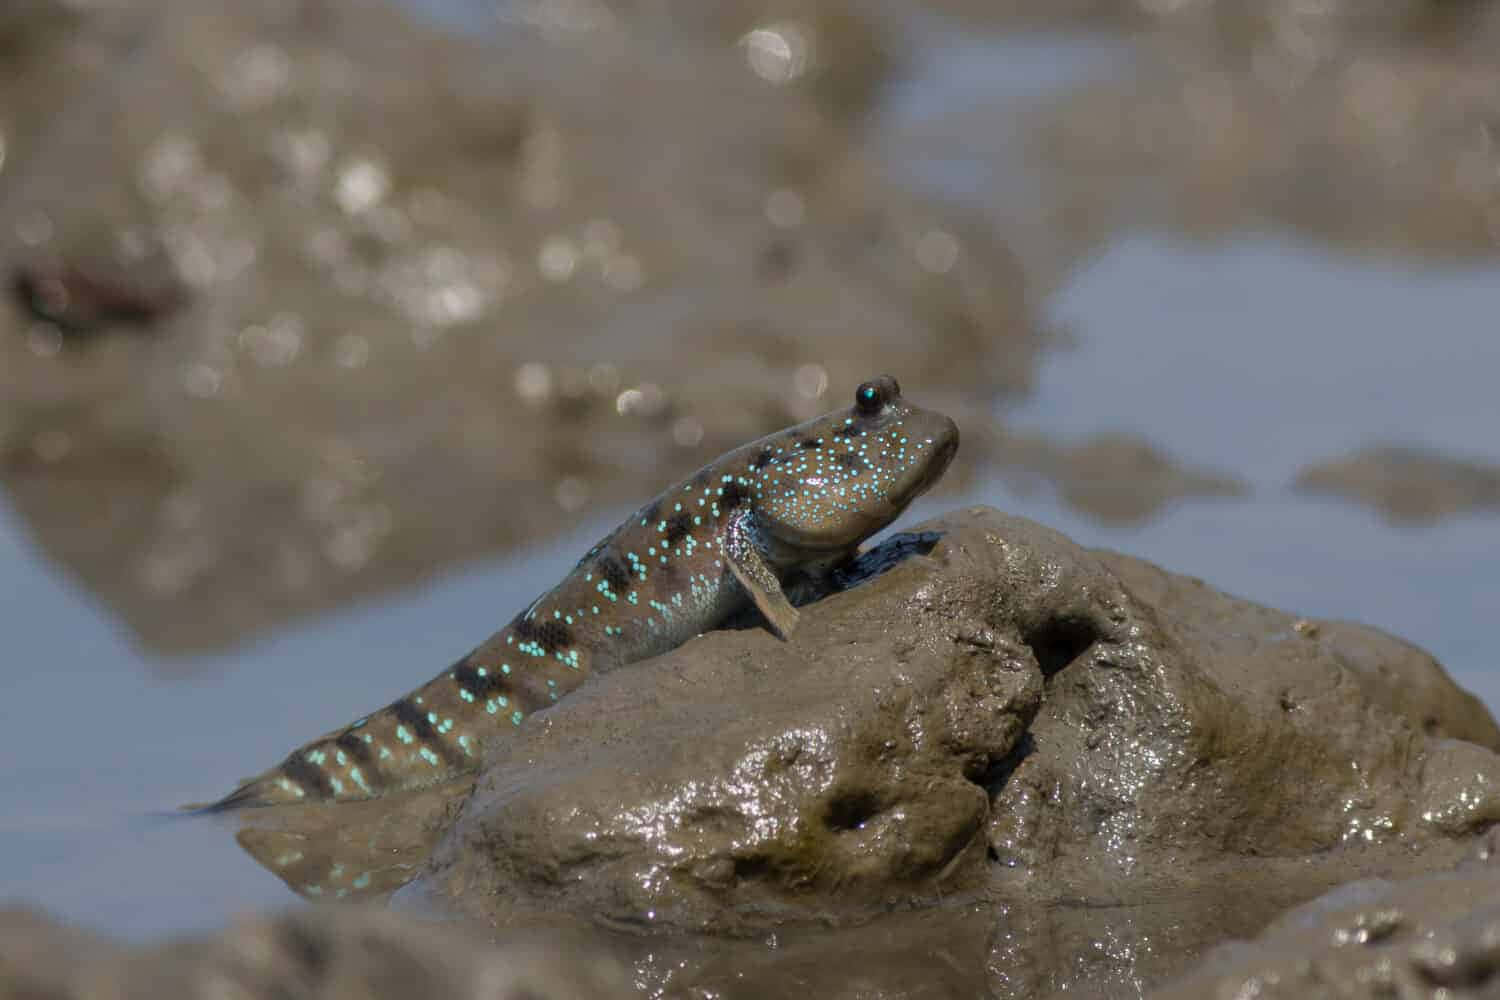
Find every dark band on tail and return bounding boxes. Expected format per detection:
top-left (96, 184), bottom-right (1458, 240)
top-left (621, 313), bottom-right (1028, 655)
top-left (280, 752), bottom-right (336, 799)
top-left (333, 729), bottom-right (384, 792)
top-left (513, 616), bottom-right (572, 654)
top-left (334, 728), bottom-right (374, 764)
top-left (452, 658), bottom-right (494, 699)
top-left (391, 697), bottom-right (465, 767)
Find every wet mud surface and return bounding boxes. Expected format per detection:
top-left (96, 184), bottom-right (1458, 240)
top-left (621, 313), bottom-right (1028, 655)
top-left (1041, 0), bottom-right (1500, 258)
top-left (0, 904), bottom-right (634, 1000)
top-left (1156, 838), bottom-right (1500, 999)
top-left (3, 0), bottom-right (1499, 996)
top-left (154, 508), bottom-right (1498, 997)
top-left (423, 509), bottom-right (1498, 926)
top-left (0, 0), bottom-right (1028, 657)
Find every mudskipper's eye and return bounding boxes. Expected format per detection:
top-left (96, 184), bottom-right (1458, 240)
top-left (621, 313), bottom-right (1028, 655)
top-left (854, 376), bottom-right (900, 416)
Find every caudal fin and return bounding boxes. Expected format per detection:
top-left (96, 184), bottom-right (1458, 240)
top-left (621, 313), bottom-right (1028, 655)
top-left (182, 772), bottom-right (299, 813)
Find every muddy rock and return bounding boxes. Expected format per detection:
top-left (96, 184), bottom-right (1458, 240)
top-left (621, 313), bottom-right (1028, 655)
top-left (0, 0), bottom-right (1030, 659)
top-left (422, 522), bottom-right (1045, 931)
top-left (1150, 845), bottom-right (1500, 999)
top-left (1001, 538), bottom-right (1499, 875)
top-left (0, 904), bottom-right (630, 1000)
top-left (413, 506), bottom-right (1500, 937)
top-left (1295, 444), bottom-right (1500, 522)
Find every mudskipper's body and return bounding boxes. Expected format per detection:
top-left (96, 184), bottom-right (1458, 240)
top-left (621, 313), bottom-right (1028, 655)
top-left (208, 376), bottom-right (958, 808)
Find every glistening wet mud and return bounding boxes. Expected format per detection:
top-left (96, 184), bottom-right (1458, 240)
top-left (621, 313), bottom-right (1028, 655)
top-left (11, 510), bottom-right (1498, 996)
top-left (2, 0), bottom-right (1499, 997)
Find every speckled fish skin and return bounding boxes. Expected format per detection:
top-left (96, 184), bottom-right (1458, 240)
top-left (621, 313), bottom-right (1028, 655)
top-left (207, 376), bottom-right (958, 809)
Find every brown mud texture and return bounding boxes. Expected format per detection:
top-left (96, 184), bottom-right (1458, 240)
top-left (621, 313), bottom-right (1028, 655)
top-left (1041, 0), bottom-right (1500, 260)
top-left (9, 0), bottom-right (1497, 661)
top-left (1154, 830), bottom-right (1500, 998)
top-left (0, 0), bottom-right (1029, 660)
top-left (108, 506), bottom-right (1498, 998)
top-left (0, 904), bottom-right (634, 1000)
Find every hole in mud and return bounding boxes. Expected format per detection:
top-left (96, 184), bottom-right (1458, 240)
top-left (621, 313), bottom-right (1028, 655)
top-left (1022, 616), bottom-right (1098, 679)
top-left (979, 733), bottom-right (1034, 798)
top-left (732, 855), bottom-right (772, 881)
top-left (825, 790), bottom-right (882, 832)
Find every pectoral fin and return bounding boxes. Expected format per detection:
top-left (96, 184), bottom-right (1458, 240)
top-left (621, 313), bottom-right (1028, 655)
top-left (722, 509), bottom-right (799, 640)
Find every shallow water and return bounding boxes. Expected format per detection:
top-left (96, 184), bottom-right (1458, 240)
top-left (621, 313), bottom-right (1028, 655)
top-left (1001, 231), bottom-right (1500, 703)
top-left (870, 26), bottom-right (1136, 289)
top-left (0, 497), bottom-right (618, 938)
top-left (2, 9), bottom-right (1497, 950)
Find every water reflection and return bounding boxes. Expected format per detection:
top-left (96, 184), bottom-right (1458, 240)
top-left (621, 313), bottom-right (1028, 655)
top-left (0, 498), bottom-right (616, 938)
top-left (228, 778), bottom-right (473, 902)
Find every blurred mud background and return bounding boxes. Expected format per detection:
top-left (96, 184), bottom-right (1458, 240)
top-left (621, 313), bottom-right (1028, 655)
top-left (2, 0), bottom-right (1499, 997)
top-left (6, 0), bottom-right (1494, 658)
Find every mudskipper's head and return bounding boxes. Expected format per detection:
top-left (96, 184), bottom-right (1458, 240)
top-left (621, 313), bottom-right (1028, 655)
top-left (747, 375), bottom-right (959, 554)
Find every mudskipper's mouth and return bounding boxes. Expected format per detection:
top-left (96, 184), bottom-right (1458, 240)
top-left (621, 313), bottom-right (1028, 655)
top-left (889, 433), bottom-right (959, 510)
top-left (931, 435), bottom-right (959, 476)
